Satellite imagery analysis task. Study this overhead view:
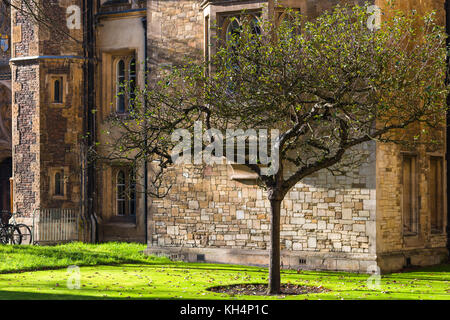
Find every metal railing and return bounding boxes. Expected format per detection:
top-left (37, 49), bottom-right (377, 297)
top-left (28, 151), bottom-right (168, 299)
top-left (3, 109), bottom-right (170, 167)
top-left (32, 208), bottom-right (80, 244)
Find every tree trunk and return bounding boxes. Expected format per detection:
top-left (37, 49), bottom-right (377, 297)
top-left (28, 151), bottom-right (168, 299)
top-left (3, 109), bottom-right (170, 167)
top-left (268, 197), bottom-right (282, 294)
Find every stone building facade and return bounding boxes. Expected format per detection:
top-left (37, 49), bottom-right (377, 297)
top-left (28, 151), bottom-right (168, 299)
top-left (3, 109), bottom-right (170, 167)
top-left (0, 2), bottom-right (11, 213)
top-left (10, 0), bottom-right (84, 219)
top-left (2, 0), bottom-right (449, 273)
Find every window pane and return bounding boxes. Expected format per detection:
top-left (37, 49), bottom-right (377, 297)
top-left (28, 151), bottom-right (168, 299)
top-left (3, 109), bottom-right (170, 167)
top-left (205, 16), bottom-right (210, 65)
top-left (403, 155), bottom-right (417, 234)
top-left (129, 59), bottom-right (136, 83)
top-left (54, 79), bottom-right (62, 103)
top-left (129, 169), bottom-right (136, 216)
top-left (251, 16), bottom-right (261, 35)
top-left (430, 157), bottom-right (443, 232)
top-left (117, 199), bottom-right (126, 216)
top-left (117, 170), bottom-right (126, 216)
top-left (117, 60), bottom-right (126, 113)
top-left (129, 59), bottom-right (136, 110)
top-left (55, 172), bottom-right (64, 196)
top-left (226, 18), bottom-right (241, 42)
top-left (117, 170), bottom-right (125, 184)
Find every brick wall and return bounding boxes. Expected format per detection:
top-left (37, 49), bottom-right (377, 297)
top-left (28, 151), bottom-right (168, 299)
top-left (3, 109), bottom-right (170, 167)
top-left (11, 62), bottom-right (40, 215)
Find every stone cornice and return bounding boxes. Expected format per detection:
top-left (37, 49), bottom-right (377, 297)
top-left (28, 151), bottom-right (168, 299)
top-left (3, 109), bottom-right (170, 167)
top-left (201, 0), bottom-right (267, 9)
top-left (10, 55), bottom-right (86, 63)
top-left (95, 8), bottom-right (147, 20)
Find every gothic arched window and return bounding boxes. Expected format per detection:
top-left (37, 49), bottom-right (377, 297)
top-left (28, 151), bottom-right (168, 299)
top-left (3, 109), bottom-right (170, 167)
top-left (226, 18), bottom-right (241, 42)
top-left (223, 14), bottom-right (261, 43)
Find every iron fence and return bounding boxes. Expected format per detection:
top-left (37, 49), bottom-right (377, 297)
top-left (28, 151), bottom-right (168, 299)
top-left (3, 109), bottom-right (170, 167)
top-left (32, 208), bottom-right (80, 244)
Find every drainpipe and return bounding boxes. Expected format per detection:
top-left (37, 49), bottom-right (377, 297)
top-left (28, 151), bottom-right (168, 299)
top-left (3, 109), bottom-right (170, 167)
top-left (142, 16), bottom-right (149, 244)
top-left (446, 0), bottom-right (450, 253)
top-left (80, 0), bottom-right (90, 242)
top-left (88, 0), bottom-right (98, 243)
top-left (82, 0), bottom-right (98, 243)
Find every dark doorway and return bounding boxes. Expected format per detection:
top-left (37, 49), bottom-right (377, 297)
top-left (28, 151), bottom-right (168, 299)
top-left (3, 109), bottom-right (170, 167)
top-left (0, 157), bottom-right (11, 212)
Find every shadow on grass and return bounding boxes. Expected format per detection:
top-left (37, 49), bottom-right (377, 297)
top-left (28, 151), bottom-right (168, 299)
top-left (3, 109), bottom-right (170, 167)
top-left (390, 263), bottom-right (450, 274)
top-left (0, 290), bottom-right (109, 300)
top-left (0, 244), bottom-right (170, 274)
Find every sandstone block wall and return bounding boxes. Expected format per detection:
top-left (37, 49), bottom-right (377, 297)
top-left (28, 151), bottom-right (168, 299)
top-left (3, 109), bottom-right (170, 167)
top-left (150, 142), bottom-right (377, 269)
top-left (146, 0), bottom-right (448, 272)
top-left (147, 0), bottom-right (204, 71)
top-left (374, 0), bottom-right (448, 271)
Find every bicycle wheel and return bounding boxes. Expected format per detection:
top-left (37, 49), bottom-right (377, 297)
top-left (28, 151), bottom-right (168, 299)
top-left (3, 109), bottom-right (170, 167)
top-left (15, 224), bottom-right (32, 245)
top-left (6, 225), bottom-right (21, 245)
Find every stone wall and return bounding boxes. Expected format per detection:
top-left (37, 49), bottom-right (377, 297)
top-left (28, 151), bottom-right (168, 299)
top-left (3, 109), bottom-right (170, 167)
top-left (38, 59), bottom-right (84, 209)
top-left (11, 3), bottom-right (40, 216)
top-left (149, 142), bottom-right (377, 272)
top-left (144, 0), bottom-right (378, 272)
top-left (147, 0), bottom-right (204, 71)
top-left (95, 3), bottom-right (148, 242)
top-left (0, 85), bottom-right (11, 161)
top-left (376, 140), bottom-right (448, 271)
top-left (11, 1), bottom-right (84, 217)
top-left (145, 0), bottom-right (449, 273)
top-left (374, 0), bottom-right (448, 272)
top-left (11, 61), bottom-right (40, 216)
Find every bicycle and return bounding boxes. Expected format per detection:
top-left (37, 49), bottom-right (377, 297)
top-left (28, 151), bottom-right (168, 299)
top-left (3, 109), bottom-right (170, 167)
top-left (0, 211), bottom-right (22, 245)
top-left (9, 212), bottom-right (33, 245)
top-left (0, 211), bottom-right (33, 245)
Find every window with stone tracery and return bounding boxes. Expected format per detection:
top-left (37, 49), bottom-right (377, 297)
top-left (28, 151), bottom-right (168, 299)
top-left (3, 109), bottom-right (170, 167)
top-left (114, 55), bottom-right (136, 115)
top-left (218, 12), bottom-right (261, 45)
top-left (115, 167), bottom-right (136, 217)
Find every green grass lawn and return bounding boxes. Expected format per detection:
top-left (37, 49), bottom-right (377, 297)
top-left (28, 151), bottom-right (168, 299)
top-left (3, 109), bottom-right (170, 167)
top-left (0, 242), bottom-right (168, 273)
top-left (0, 242), bottom-right (448, 300)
